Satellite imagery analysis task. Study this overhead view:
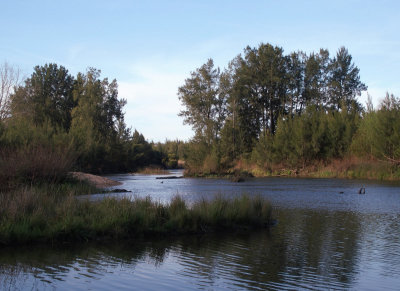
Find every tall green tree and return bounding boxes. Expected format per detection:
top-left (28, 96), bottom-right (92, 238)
top-left (237, 43), bottom-right (287, 135)
top-left (11, 64), bottom-right (75, 131)
top-left (224, 43), bottom-right (288, 155)
top-left (178, 44), bottom-right (368, 173)
top-left (286, 51), bottom-right (305, 115)
top-left (178, 59), bottom-right (225, 147)
top-left (303, 49), bottom-right (330, 109)
top-left (69, 68), bottom-right (128, 172)
top-left (327, 47), bottom-right (367, 111)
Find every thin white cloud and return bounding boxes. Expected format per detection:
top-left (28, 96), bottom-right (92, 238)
top-left (118, 63), bottom-right (193, 142)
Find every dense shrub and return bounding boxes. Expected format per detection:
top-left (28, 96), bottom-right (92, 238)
top-left (0, 145), bottom-right (74, 190)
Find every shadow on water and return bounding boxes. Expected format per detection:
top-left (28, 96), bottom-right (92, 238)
top-left (2, 208), bottom-right (399, 290)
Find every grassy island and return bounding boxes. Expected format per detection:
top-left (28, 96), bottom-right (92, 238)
top-left (0, 183), bottom-right (272, 246)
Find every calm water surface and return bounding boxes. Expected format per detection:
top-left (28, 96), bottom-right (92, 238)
top-left (1, 171), bottom-right (400, 290)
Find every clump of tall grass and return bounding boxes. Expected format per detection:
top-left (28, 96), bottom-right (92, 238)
top-left (189, 195), bottom-right (272, 231)
top-left (0, 190), bottom-right (272, 245)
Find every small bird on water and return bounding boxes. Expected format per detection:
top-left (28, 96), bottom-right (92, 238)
top-left (358, 186), bottom-right (365, 194)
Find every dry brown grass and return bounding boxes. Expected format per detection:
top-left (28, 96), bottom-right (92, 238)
top-left (222, 156), bottom-right (400, 181)
top-left (0, 145), bottom-right (74, 189)
top-left (135, 166), bottom-right (171, 175)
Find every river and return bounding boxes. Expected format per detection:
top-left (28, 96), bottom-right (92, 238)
top-left (1, 171), bottom-right (400, 290)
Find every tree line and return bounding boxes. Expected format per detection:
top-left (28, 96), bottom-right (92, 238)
top-left (1, 43), bottom-right (399, 181)
top-left (0, 63), bottom-right (165, 178)
top-left (178, 43), bottom-right (400, 174)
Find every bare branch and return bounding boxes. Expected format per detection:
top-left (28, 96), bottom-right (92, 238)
top-left (0, 62), bottom-right (22, 121)
top-left (382, 153), bottom-right (400, 165)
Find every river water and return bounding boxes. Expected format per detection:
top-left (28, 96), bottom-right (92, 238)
top-left (1, 171), bottom-right (400, 290)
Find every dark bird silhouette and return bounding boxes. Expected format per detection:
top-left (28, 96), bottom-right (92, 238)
top-left (358, 186), bottom-right (365, 194)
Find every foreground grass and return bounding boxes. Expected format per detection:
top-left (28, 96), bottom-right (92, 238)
top-left (0, 186), bottom-right (272, 245)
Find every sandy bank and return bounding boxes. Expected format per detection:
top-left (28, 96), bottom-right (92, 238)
top-left (70, 172), bottom-right (122, 188)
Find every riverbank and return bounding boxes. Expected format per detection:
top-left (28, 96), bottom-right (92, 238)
top-left (185, 158), bottom-right (400, 181)
top-left (256, 159), bottom-right (400, 181)
top-left (297, 159), bottom-right (400, 180)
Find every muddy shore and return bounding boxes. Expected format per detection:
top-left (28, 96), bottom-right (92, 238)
top-left (70, 172), bottom-right (122, 188)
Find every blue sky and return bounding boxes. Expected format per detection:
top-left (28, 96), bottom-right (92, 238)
top-left (1, 0), bottom-right (399, 141)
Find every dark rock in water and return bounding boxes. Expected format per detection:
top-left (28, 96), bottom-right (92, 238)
top-left (156, 176), bottom-right (184, 180)
top-left (105, 189), bottom-right (132, 193)
top-left (231, 176), bottom-right (245, 183)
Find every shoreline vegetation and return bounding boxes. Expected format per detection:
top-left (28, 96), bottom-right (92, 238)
top-left (177, 44), bottom-right (400, 182)
top-left (184, 158), bottom-right (400, 181)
